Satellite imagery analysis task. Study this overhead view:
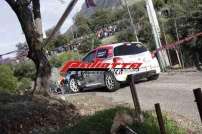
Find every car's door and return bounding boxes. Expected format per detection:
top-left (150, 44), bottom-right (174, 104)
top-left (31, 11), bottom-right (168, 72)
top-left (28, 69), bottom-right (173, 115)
top-left (95, 48), bottom-right (110, 84)
top-left (82, 50), bottom-right (98, 86)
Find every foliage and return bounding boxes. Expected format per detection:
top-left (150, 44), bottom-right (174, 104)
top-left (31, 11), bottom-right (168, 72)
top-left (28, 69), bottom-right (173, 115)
top-left (46, 35), bottom-right (71, 51)
top-left (101, 35), bottom-right (117, 44)
top-left (0, 65), bottom-right (17, 92)
top-left (49, 52), bottom-right (81, 68)
top-left (13, 61), bottom-right (36, 80)
top-left (116, 30), bottom-right (136, 42)
top-left (90, 9), bottom-right (116, 31)
top-left (74, 14), bottom-right (92, 36)
top-left (78, 35), bottom-right (102, 54)
top-left (74, 9), bottom-right (118, 37)
top-left (16, 78), bottom-right (32, 92)
top-left (154, 0), bottom-right (165, 10)
top-left (157, 0), bottom-right (202, 67)
top-left (59, 107), bottom-right (186, 134)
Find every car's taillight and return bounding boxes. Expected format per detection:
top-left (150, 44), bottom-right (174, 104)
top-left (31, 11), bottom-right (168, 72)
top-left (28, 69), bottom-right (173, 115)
top-left (113, 57), bottom-right (123, 63)
top-left (151, 52), bottom-right (155, 59)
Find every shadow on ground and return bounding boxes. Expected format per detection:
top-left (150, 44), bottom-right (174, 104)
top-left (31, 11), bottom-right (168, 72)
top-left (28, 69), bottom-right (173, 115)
top-left (80, 79), bottom-right (148, 93)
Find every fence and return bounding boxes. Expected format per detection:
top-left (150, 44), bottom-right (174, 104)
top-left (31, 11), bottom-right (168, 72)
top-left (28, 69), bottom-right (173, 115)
top-left (129, 74), bottom-right (202, 134)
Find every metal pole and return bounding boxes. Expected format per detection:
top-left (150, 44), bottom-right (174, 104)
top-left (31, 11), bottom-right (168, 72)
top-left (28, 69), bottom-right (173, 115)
top-left (193, 88), bottom-right (202, 122)
top-left (155, 103), bottom-right (166, 134)
top-left (129, 75), bottom-right (144, 123)
top-left (44, 0), bottom-right (78, 46)
top-left (146, 0), bottom-right (166, 71)
top-left (124, 0), bottom-right (139, 42)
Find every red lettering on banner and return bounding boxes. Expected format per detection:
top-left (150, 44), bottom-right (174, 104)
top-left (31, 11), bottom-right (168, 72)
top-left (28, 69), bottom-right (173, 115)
top-left (111, 63), bottom-right (121, 69)
top-left (79, 62), bottom-right (88, 68)
top-left (121, 63), bottom-right (132, 68)
top-left (130, 63), bottom-right (142, 69)
top-left (95, 62), bottom-right (102, 68)
top-left (89, 60), bottom-right (99, 68)
top-left (100, 63), bottom-right (110, 68)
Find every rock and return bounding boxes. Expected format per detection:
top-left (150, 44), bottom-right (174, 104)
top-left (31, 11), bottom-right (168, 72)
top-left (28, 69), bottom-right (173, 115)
top-left (110, 112), bottom-right (134, 134)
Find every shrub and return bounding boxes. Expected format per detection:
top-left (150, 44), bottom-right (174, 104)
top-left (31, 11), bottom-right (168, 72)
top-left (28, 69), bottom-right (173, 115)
top-left (0, 65), bottom-right (18, 92)
top-left (50, 52), bottom-right (81, 68)
top-left (116, 30), bottom-right (136, 42)
top-left (13, 61), bottom-right (36, 80)
top-left (78, 36), bottom-right (101, 54)
top-left (17, 78), bottom-right (32, 92)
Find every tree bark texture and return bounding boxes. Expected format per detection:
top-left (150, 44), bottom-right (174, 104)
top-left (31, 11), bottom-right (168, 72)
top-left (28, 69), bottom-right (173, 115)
top-left (5, 0), bottom-right (51, 95)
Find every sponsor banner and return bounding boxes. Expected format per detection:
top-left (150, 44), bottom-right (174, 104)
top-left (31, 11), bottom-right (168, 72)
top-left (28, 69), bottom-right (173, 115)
top-left (59, 60), bottom-right (142, 74)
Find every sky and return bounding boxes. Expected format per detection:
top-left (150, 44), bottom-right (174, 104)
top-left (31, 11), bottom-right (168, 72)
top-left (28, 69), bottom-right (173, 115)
top-left (0, 0), bottom-right (85, 55)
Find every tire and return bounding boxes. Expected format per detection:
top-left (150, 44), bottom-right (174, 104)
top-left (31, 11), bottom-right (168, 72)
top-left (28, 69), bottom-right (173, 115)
top-left (68, 77), bottom-right (80, 93)
top-left (148, 74), bottom-right (159, 81)
top-left (104, 72), bottom-right (120, 92)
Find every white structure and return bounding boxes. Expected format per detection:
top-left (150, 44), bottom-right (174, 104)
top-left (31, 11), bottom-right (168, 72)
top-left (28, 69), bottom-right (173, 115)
top-left (146, 0), bottom-right (170, 70)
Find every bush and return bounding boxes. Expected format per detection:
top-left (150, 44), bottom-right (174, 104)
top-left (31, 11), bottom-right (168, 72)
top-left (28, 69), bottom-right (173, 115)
top-left (0, 65), bottom-right (18, 92)
top-left (50, 52), bottom-right (81, 68)
top-left (78, 36), bottom-right (101, 54)
top-left (13, 61), bottom-right (36, 80)
top-left (17, 78), bottom-right (32, 92)
top-left (116, 30), bottom-right (136, 42)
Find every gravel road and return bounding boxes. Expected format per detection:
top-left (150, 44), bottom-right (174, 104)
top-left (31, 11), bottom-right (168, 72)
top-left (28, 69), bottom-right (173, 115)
top-left (64, 68), bottom-right (202, 124)
top-left (95, 69), bottom-right (202, 123)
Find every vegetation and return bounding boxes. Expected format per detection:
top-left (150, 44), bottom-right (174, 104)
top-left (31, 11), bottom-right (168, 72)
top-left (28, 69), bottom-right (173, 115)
top-left (0, 65), bottom-right (18, 92)
top-left (158, 0), bottom-right (202, 68)
top-left (78, 35), bottom-right (102, 53)
top-left (45, 35), bottom-right (72, 51)
top-left (5, 0), bottom-right (51, 95)
top-left (16, 78), bottom-right (32, 92)
top-left (1, 1), bottom-right (201, 133)
top-left (0, 61), bottom-right (35, 93)
top-left (59, 107), bottom-right (186, 134)
top-left (49, 52), bottom-right (81, 68)
top-left (13, 61), bottom-right (36, 80)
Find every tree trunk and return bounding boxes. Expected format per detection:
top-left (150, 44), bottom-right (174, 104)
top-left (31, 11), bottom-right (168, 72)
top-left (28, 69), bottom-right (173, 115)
top-left (5, 0), bottom-right (51, 95)
top-left (29, 50), bottom-right (51, 96)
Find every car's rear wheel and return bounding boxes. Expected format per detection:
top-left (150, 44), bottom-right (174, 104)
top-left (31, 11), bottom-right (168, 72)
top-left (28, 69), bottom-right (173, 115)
top-left (69, 77), bottom-right (80, 93)
top-left (104, 72), bottom-right (120, 92)
top-left (147, 74), bottom-right (159, 81)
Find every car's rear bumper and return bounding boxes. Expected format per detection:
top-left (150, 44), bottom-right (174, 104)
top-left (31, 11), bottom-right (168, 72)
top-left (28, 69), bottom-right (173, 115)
top-left (127, 70), bottom-right (157, 81)
top-left (114, 69), bottom-right (159, 82)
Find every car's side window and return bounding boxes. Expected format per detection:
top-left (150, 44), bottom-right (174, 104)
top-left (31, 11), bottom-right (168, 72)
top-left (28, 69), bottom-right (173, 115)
top-left (96, 49), bottom-right (108, 59)
top-left (83, 51), bottom-right (96, 63)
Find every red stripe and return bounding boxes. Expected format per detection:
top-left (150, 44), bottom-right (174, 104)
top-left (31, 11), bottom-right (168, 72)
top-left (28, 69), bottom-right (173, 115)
top-left (153, 32), bottom-right (202, 54)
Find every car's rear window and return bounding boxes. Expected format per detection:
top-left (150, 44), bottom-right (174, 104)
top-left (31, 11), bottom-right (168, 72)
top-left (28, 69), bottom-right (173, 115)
top-left (114, 43), bottom-right (147, 56)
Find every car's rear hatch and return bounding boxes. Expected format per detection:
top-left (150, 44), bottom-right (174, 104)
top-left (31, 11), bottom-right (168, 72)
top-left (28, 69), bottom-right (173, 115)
top-left (113, 43), bottom-right (152, 64)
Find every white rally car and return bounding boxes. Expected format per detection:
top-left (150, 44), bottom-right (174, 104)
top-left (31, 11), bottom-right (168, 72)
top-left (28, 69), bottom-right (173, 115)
top-left (61, 42), bottom-right (161, 93)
